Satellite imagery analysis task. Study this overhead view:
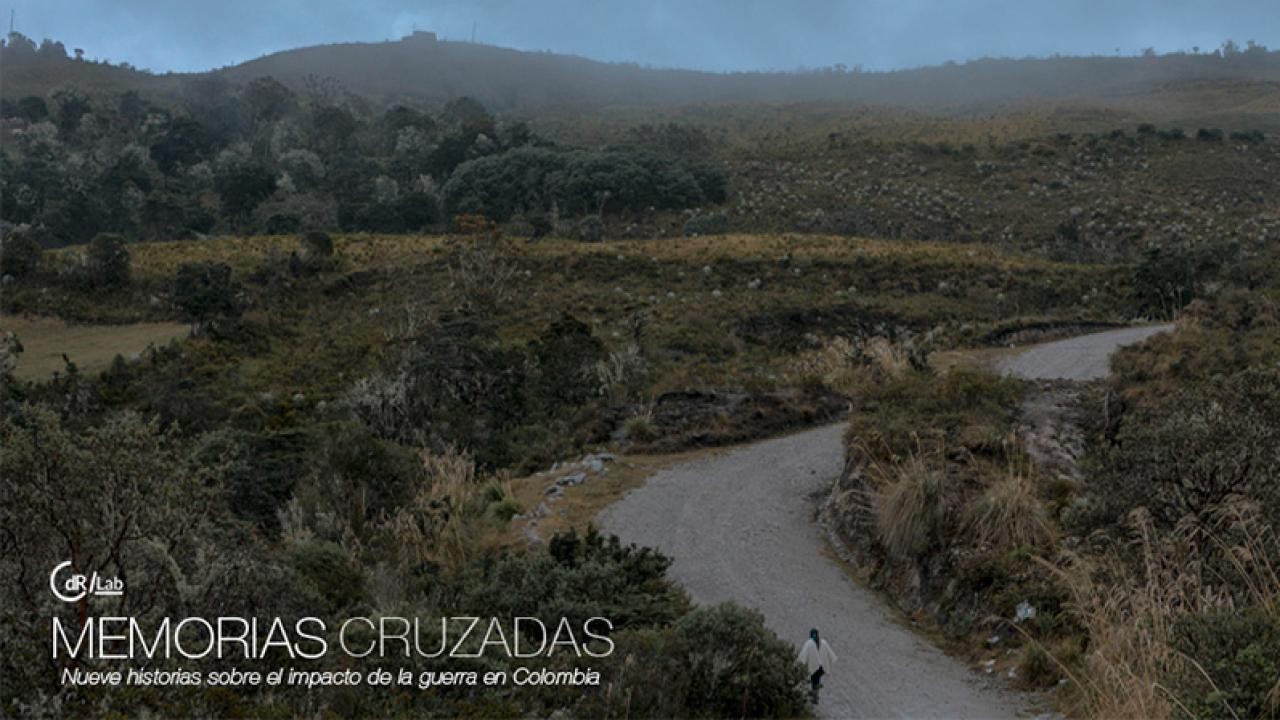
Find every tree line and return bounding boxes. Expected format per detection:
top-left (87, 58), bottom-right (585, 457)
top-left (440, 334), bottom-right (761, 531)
top-left (0, 57), bottom-right (726, 262)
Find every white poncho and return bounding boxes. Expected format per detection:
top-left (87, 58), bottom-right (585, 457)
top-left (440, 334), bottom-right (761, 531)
top-left (797, 637), bottom-right (837, 675)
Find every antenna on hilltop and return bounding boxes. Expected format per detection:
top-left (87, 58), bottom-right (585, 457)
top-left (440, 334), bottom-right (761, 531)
top-left (10, 9), bottom-right (15, 34)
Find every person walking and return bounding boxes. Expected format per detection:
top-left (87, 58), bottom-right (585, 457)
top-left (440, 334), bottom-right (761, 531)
top-left (798, 628), bottom-right (836, 704)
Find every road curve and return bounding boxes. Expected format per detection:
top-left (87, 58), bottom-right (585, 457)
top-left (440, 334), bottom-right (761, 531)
top-left (599, 325), bottom-right (1171, 719)
top-left (997, 324), bottom-right (1173, 381)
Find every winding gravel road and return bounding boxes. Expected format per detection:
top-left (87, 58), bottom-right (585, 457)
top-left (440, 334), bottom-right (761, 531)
top-left (599, 325), bottom-right (1172, 719)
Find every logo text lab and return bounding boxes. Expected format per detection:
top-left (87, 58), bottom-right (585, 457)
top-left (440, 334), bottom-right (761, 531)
top-left (50, 561), bottom-right (124, 603)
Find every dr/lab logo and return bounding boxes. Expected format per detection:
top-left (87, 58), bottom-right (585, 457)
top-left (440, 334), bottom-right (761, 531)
top-left (49, 561), bottom-right (124, 603)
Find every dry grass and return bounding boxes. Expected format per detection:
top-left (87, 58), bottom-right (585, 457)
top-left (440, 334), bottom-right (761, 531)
top-left (382, 447), bottom-right (479, 572)
top-left (0, 315), bottom-right (189, 380)
top-left (788, 335), bottom-right (862, 392)
top-left (789, 335), bottom-right (912, 395)
top-left (1043, 504), bottom-right (1280, 719)
top-left (865, 440), bottom-right (952, 559)
top-left (864, 336), bottom-right (910, 379)
top-left (964, 466), bottom-right (1056, 552)
top-left (102, 231), bottom-right (1099, 282)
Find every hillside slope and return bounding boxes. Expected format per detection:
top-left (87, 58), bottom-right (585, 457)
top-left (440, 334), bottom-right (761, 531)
top-left (223, 37), bottom-right (1280, 114)
top-left (4, 35), bottom-right (1279, 119)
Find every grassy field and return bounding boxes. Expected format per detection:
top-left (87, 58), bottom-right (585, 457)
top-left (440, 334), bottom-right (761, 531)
top-left (0, 315), bottom-right (189, 381)
top-left (16, 231), bottom-right (1126, 402)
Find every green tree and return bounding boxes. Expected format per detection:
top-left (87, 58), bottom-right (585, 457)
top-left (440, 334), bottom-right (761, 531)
top-left (174, 261), bottom-right (240, 325)
top-left (86, 232), bottom-right (131, 288)
top-left (0, 231), bottom-right (42, 277)
top-left (50, 87), bottom-right (91, 134)
top-left (149, 117), bottom-right (214, 174)
top-left (0, 407), bottom-right (223, 700)
top-left (1132, 242), bottom-right (1226, 319)
top-left (216, 162), bottom-right (276, 221)
top-left (301, 230), bottom-right (334, 259)
top-left (242, 76), bottom-right (296, 123)
top-left (674, 603), bottom-right (810, 718)
top-left (14, 95), bottom-right (49, 122)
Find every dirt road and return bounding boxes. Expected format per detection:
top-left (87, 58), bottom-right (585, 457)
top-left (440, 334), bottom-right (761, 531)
top-left (996, 324), bottom-right (1173, 381)
top-left (599, 325), bottom-right (1171, 719)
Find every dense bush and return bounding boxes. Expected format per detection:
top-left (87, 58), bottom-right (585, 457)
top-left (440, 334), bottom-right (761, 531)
top-left (1170, 610), bottom-right (1280, 720)
top-left (449, 526), bottom-right (686, 629)
top-left (1130, 241), bottom-right (1230, 318)
top-left (1089, 293), bottom-right (1280, 535)
top-left (346, 313), bottom-right (616, 470)
top-left (444, 146), bottom-right (727, 223)
top-left (846, 365), bottom-right (1023, 464)
top-left (442, 146), bottom-right (568, 221)
top-left (683, 212), bottom-right (729, 236)
top-left (575, 214), bottom-right (605, 242)
top-left (1091, 369), bottom-right (1280, 530)
top-left (174, 261), bottom-right (240, 323)
top-left (672, 603), bottom-right (810, 718)
top-left (85, 232), bottom-right (131, 288)
top-left (300, 230), bottom-right (334, 259)
top-left (0, 231), bottom-right (42, 277)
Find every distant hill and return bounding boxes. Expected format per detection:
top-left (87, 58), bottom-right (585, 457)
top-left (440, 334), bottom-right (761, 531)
top-left (4, 31), bottom-right (1279, 121)
top-left (0, 49), bottom-right (187, 100)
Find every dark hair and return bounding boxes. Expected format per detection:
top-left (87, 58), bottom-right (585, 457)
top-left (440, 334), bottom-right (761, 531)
top-left (809, 628), bottom-right (819, 645)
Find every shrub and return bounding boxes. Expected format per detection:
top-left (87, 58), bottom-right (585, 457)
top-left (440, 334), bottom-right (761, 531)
top-left (1130, 241), bottom-right (1227, 318)
top-left (1195, 127), bottom-right (1224, 142)
top-left (873, 446), bottom-right (952, 559)
top-left (847, 366), bottom-right (1022, 464)
top-left (451, 526), bottom-right (685, 629)
top-left (444, 234), bottom-right (519, 312)
top-left (451, 213), bottom-right (495, 234)
top-left (1229, 129), bottom-right (1266, 143)
top-left (673, 603), bottom-right (810, 718)
top-left (382, 446), bottom-right (479, 571)
top-left (622, 405), bottom-right (658, 441)
top-left (443, 147), bottom-right (568, 222)
top-left (174, 261), bottom-right (240, 324)
top-left (683, 212), bottom-right (729, 236)
top-left (86, 232), bottom-right (131, 288)
top-left (1170, 609), bottom-right (1280, 720)
top-left (965, 470), bottom-right (1055, 552)
top-left (576, 214), bottom-right (604, 242)
top-left (1095, 369), bottom-right (1280, 531)
top-left (1017, 643), bottom-right (1063, 689)
top-left (301, 230), bottom-right (334, 259)
top-left (287, 539), bottom-right (367, 614)
top-left (1049, 505), bottom-right (1280, 720)
top-left (528, 314), bottom-right (607, 409)
top-left (0, 231), bottom-right (42, 278)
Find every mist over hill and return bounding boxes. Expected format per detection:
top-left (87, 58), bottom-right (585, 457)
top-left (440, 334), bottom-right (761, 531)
top-left (4, 30), bottom-right (1279, 120)
top-left (223, 34), bottom-right (1280, 112)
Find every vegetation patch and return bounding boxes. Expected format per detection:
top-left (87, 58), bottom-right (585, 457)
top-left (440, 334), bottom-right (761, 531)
top-left (0, 315), bottom-right (189, 380)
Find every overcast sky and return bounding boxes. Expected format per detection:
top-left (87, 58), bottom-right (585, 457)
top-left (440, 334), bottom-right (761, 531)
top-left (8, 0), bottom-right (1279, 73)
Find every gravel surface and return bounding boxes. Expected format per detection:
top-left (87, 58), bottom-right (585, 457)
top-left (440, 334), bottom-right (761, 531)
top-left (997, 324), bottom-right (1173, 381)
top-left (600, 326), bottom-right (1171, 719)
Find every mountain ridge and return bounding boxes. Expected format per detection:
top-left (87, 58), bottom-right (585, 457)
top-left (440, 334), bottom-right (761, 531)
top-left (3, 31), bottom-right (1279, 120)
